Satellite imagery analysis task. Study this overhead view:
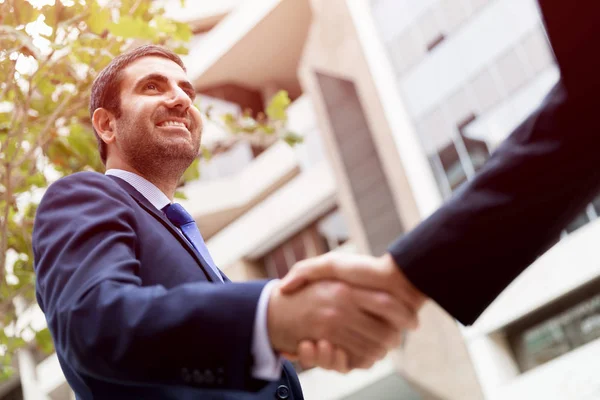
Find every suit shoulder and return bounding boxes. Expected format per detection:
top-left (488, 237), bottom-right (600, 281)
top-left (49, 171), bottom-right (113, 187)
top-left (41, 171), bottom-right (129, 205)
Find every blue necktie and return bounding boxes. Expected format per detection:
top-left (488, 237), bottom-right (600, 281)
top-left (163, 203), bottom-right (223, 283)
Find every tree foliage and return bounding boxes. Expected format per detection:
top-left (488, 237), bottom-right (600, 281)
top-left (0, 0), bottom-right (298, 380)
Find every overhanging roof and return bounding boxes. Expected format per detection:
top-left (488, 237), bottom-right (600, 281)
top-left (183, 0), bottom-right (312, 99)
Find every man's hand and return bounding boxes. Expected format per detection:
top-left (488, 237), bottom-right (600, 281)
top-left (279, 252), bottom-right (427, 371)
top-left (267, 279), bottom-right (414, 369)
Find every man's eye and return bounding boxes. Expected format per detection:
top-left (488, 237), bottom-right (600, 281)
top-left (145, 83), bottom-right (158, 91)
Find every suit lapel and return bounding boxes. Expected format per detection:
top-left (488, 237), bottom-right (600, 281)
top-left (108, 175), bottom-right (222, 283)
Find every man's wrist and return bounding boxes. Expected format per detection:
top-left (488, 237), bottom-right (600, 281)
top-left (266, 280), bottom-right (286, 352)
top-left (379, 253), bottom-right (427, 311)
top-left (252, 280), bottom-right (283, 381)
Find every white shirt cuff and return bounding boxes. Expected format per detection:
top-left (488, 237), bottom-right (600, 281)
top-left (251, 279), bottom-right (284, 381)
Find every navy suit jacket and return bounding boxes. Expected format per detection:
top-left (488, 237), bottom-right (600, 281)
top-left (33, 172), bottom-right (303, 399)
top-left (389, 0), bottom-right (600, 325)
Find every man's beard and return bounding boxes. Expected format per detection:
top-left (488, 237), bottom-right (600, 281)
top-left (117, 118), bottom-right (201, 180)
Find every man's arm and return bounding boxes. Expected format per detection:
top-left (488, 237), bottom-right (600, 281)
top-left (389, 81), bottom-right (600, 325)
top-left (33, 173), bottom-right (268, 388)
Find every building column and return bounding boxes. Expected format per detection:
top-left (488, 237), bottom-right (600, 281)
top-left (466, 331), bottom-right (520, 397)
top-left (298, 0), bottom-right (484, 398)
top-left (17, 349), bottom-right (48, 400)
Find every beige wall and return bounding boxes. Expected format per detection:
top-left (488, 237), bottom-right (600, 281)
top-left (298, 0), bottom-right (483, 398)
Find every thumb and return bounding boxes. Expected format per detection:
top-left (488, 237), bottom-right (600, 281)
top-left (280, 256), bottom-right (335, 294)
top-left (279, 273), bottom-right (308, 294)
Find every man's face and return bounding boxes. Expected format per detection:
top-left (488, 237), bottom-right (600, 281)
top-left (112, 56), bottom-right (203, 174)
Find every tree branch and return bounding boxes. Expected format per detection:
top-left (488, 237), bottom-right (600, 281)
top-left (0, 57), bottom-right (17, 105)
top-left (12, 94), bottom-right (87, 172)
top-left (0, 162), bottom-right (11, 284)
top-left (0, 283), bottom-right (34, 324)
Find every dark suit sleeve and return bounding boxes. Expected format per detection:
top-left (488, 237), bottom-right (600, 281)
top-left (33, 172), bottom-right (267, 388)
top-left (388, 82), bottom-right (600, 325)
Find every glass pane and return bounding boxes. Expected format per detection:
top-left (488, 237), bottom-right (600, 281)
top-left (271, 247), bottom-right (289, 279)
top-left (463, 136), bottom-right (490, 171)
top-left (565, 211), bottom-right (590, 234)
top-left (591, 193), bottom-right (600, 216)
top-left (521, 322), bottom-right (570, 369)
top-left (290, 233), bottom-right (307, 263)
top-left (436, 141), bottom-right (467, 191)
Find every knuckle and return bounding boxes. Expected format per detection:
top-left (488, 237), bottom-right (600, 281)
top-left (377, 347), bottom-right (388, 360)
top-left (376, 293), bottom-right (395, 310)
top-left (382, 331), bottom-right (397, 348)
top-left (318, 308), bottom-right (341, 334)
top-left (330, 282), bottom-right (351, 299)
top-left (360, 357), bottom-right (375, 369)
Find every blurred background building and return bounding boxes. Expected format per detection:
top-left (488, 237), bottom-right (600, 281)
top-left (4, 0), bottom-right (600, 399)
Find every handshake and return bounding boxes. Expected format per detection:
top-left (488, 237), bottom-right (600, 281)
top-left (267, 252), bottom-right (427, 373)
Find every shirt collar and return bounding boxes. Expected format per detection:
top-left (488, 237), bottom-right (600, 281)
top-left (105, 169), bottom-right (171, 211)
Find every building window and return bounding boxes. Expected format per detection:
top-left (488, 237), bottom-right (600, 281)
top-left (507, 278), bottom-right (600, 372)
top-left (565, 210), bottom-right (591, 234)
top-left (591, 193), bottom-right (600, 217)
top-left (261, 208), bottom-right (349, 280)
top-left (432, 133), bottom-right (490, 193)
top-left (259, 208), bottom-right (349, 374)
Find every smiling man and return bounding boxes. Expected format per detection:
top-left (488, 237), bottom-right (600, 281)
top-left (32, 45), bottom-right (417, 399)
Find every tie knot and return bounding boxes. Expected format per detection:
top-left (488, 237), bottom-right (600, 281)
top-left (163, 203), bottom-right (194, 227)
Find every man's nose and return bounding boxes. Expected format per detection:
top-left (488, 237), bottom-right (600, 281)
top-left (165, 85), bottom-right (192, 109)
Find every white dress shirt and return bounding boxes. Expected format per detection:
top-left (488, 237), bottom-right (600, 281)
top-left (105, 169), bottom-right (282, 380)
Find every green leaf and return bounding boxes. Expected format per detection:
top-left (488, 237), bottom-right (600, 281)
top-left (41, 5), bottom-right (57, 29)
top-left (283, 131), bottom-right (304, 146)
top-left (24, 172), bottom-right (47, 189)
top-left (201, 146), bottom-right (212, 161)
top-left (266, 90), bottom-right (291, 121)
top-left (173, 21), bottom-right (192, 42)
top-left (181, 158), bottom-right (200, 183)
top-left (109, 15), bottom-right (157, 40)
top-left (37, 79), bottom-right (55, 97)
top-left (35, 328), bottom-right (54, 354)
top-left (16, 0), bottom-right (40, 25)
top-left (174, 191), bottom-right (188, 200)
top-left (154, 15), bottom-right (177, 35)
top-left (87, 2), bottom-right (112, 36)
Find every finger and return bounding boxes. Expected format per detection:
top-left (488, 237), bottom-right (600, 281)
top-left (280, 253), bottom-right (380, 294)
top-left (316, 340), bottom-right (334, 370)
top-left (340, 300), bottom-right (402, 351)
top-left (349, 352), bottom-right (377, 370)
top-left (333, 347), bottom-right (349, 373)
top-left (352, 288), bottom-right (419, 331)
top-left (297, 340), bottom-right (317, 369)
top-left (321, 302), bottom-right (391, 361)
top-left (338, 327), bottom-right (387, 368)
top-left (344, 331), bottom-right (380, 370)
top-left (279, 255), bottom-right (333, 293)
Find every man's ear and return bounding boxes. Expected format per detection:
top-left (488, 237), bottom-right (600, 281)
top-left (92, 108), bottom-right (116, 144)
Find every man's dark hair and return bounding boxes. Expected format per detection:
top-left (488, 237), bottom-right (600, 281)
top-left (89, 45), bottom-right (187, 164)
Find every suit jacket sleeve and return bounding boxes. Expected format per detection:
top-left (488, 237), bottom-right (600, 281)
top-left (388, 81), bottom-right (600, 326)
top-left (33, 172), bottom-right (267, 388)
